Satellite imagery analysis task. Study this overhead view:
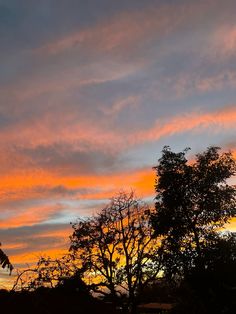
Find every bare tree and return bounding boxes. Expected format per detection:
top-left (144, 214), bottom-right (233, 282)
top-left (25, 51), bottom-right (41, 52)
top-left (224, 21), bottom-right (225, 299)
top-left (70, 192), bottom-right (163, 313)
top-left (12, 254), bottom-right (82, 291)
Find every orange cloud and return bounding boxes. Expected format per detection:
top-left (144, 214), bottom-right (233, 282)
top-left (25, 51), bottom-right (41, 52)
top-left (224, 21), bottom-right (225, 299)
top-left (0, 166), bottom-right (155, 204)
top-left (0, 204), bottom-right (63, 229)
top-left (0, 106), bottom-right (235, 210)
top-left (35, 228), bottom-right (71, 240)
top-left (3, 243), bottom-right (27, 251)
top-left (11, 248), bottom-right (68, 266)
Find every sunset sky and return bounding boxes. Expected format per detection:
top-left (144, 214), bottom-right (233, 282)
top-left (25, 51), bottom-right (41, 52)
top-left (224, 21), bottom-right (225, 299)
top-left (0, 0), bottom-right (236, 287)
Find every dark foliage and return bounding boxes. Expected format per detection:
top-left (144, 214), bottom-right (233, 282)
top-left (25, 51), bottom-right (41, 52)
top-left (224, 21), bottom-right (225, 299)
top-left (137, 278), bottom-right (176, 304)
top-left (0, 244), bottom-right (13, 274)
top-left (0, 287), bottom-right (118, 314)
top-left (152, 146), bottom-right (236, 313)
top-left (171, 233), bottom-right (236, 314)
top-left (152, 146), bottom-right (236, 279)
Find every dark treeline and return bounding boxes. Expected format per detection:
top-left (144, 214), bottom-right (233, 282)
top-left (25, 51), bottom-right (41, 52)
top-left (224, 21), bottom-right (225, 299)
top-left (1, 146), bottom-right (236, 314)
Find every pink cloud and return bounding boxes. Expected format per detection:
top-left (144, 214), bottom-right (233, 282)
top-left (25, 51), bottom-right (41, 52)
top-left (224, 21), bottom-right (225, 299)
top-left (212, 25), bottom-right (236, 58)
top-left (0, 105), bottom-right (235, 168)
top-left (35, 1), bottom-right (214, 57)
top-left (131, 105), bottom-right (236, 144)
top-left (100, 96), bottom-right (140, 116)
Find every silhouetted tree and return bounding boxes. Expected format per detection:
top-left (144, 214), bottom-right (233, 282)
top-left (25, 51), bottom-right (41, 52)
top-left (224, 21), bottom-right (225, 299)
top-left (0, 243), bottom-right (13, 274)
top-left (70, 192), bottom-right (164, 313)
top-left (12, 254), bottom-right (83, 291)
top-left (152, 146), bottom-right (236, 279)
top-left (172, 232), bottom-right (236, 314)
top-left (11, 256), bottom-right (116, 314)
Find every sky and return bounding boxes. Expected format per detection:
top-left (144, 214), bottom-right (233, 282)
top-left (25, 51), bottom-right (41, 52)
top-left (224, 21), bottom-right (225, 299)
top-left (0, 0), bottom-right (236, 287)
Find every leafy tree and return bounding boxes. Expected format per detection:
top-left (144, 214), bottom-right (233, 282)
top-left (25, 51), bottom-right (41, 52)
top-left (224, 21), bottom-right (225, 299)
top-left (173, 233), bottom-right (236, 314)
top-left (70, 192), bottom-right (163, 313)
top-left (152, 146), bottom-right (236, 279)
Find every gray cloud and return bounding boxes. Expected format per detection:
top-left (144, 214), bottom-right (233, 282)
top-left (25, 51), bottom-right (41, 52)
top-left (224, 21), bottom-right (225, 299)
top-left (14, 142), bottom-right (123, 175)
top-left (0, 223), bottom-right (71, 269)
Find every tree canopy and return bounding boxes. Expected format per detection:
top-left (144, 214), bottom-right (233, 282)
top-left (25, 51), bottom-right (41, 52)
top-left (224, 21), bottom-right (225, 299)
top-left (152, 146), bottom-right (236, 278)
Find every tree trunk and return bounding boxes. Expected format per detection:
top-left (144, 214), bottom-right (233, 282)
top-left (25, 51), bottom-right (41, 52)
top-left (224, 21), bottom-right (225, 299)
top-left (128, 290), bottom-right (137, 314)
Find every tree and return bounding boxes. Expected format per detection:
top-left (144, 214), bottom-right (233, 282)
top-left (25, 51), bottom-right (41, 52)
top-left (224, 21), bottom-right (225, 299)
top-left (0, 243), bottom-right (13, 274)
top-left (70, 192), bottom-right (163, 313)
top-left (12, 254), bottom-right (83, 291)
top-left (172, 233), bottom-right (236, 314)
top-left (152, 146), bottom-right (236, 279)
